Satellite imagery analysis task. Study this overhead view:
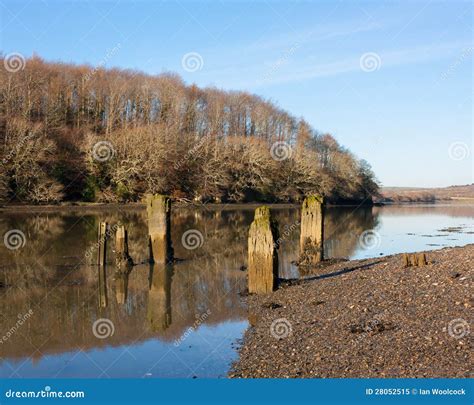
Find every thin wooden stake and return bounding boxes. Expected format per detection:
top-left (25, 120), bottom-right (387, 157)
top-left (115, 225), bottom-right (133, 269)
top-left (97, 222), bottom-right (108, 267)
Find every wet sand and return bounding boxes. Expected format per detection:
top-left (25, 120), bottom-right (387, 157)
top-left (230, 245), bottom-right (473, 378)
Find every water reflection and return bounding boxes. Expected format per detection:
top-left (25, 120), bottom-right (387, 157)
top-left (0, 203), bottom-right (472, 377)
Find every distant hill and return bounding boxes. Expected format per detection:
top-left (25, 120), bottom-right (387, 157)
top-left (378, 184), bottom-right (474, 203)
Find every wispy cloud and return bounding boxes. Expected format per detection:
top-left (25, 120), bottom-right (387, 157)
top-left (200, 40), bottom-right (472, 89)
top-left (245, 20), bottom-right (383, 52)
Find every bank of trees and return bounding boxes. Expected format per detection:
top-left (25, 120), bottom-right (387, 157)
top-left (0, 55), bottom-right (378, 204)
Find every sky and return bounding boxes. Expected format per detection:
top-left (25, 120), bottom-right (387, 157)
top-left (0, 0), bottom-right (472, 187)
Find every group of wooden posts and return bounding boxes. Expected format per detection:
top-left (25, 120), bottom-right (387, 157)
top-left (96, 194), bottom-right (326, 297)
top-left (96, 194), bottom-right (173, 269)
top-left (248, 195), bottom-right (325, 294)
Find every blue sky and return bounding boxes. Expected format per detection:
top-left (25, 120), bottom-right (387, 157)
top-left (1, 0), bottom-right (472, 187)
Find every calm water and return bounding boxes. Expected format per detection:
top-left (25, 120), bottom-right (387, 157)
top-left (0, 203), bottom-right (472, 378)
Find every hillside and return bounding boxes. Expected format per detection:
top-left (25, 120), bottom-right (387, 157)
top-left (0, 56), bottom-right (378, 205)
top-left (379, 184), bottom-right (474, 203)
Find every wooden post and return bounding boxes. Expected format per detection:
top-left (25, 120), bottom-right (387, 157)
top-left (403, 253), bottom-right (410, 267)
top-left (115, 225), bottom-right (133, 270)
top-left (417, 253), bottom-right (427, 266)
top-left (146, 194), bottom-right (173, 264)
top-left (299, 195), bottom-right (324, 265)
top-left (402, 253), bottom-right (428, 267)
top-left (97, 222), bottom-right (108, 267)
top-left (97, 222), bottom-right (109, 307)
top-left (248, 206), bottom-right (279, 294)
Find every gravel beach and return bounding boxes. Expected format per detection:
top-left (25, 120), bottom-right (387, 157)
top-left (230, 245), bottom-right (473, 378)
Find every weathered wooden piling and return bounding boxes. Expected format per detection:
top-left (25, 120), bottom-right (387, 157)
top-left (403, 253), bottom-right (428, 267)
top-left (147, 263), bottom-right (173, 331)
top-left (417, 253), bottom-right (428, 266)
top-left (146, 194), bottom-right (173, 264)
top-left (299, 195), bottom-right (324, 265)
top-left (248, 206), bottom-right (279, 294)
top-left (115, 225), bottom-right (133, 270)
top-left (97, 222), bottom-right (108, 267)
top-left (403, 253), bottom-right (410, 267)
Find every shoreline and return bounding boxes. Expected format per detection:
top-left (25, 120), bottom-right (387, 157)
top-left (1, 199), bottom-right (473, 214)
top-left (230, 245), bottom-right (473, 378)
top-left (0, 201), bottom-right (370, 213)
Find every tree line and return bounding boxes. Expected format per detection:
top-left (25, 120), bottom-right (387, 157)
top-left (0, 55), bottom-right (379, 204)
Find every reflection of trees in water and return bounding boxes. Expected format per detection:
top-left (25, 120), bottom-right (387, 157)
top-left (0, 205), bottom-right (378, 361)
top-left (0, 209), bottom-right (248, 360)
top-left (324, 207), bottom-right (380, 259)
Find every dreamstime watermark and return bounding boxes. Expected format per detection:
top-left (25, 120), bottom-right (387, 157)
top-left (2, 131), bottom-right (36, 165)
top-left (181, 229), bottom-right (204, 250)
top-left (359, 52), bottom-right (382, 72)
top-left (270, 141), bottom-right (292, 161)
top-left (92, 141), bottom-right (116, 162)
top-left (260, 42), bottom-right (301, 84)
top-left (181, 52), bottom-right (204, 72)
top-left (5, 386), bottom-right (85, 399)
top-left (274, 220), bottom-right (300, 249)
top-left (3, 229), bottom-right (26, 250)
top-left (174, 136), bottom-right (208, 170)
top-left (358, 230), bottom-right (381, 250)
top-left (448, 142), bottom-right (470, 161)
top-left (84, 43), bottom-right (122, 82)
top-left (3, 52), bottom-right (26, 73)
top-left (270, 318), bottom-right (292, 339)
top-left (440, 46), bottom-right (473, 81)
top-left (447, 318), bottom-right (470, 339)
top-left (92, 318), bottom-right (115, 339)
top-left (0, 309), bottom-right (34, 344)
top-left (174, 309), bottom-right (211, 346)
top-left (85, 223), bottom-right (120, 260)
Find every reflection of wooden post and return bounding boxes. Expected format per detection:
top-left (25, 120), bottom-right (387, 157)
top-left (98, 266), bottom-right (108, 307)
top-left (115, 225), bottom-right (133, 269)
top-left (97, 222), bottom-right (108, 267)
top-left (115, 270), bottom-right (130, 305)
top-left (147, 263), bottom-right (173, 331)
top-left (248, 206), bottom-right (279, 294)
top-left (300, 196), bottom-right (324, 264)
top-left (146, 194), bottom-right (173, 264)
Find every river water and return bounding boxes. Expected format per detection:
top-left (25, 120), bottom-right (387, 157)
top-left (0, 202), bottom-right (472, 378)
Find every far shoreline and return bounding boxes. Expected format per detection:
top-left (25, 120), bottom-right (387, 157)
top-left (1, 198), bottom-right (473, 213)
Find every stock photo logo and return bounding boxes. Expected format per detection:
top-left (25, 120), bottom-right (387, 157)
top-left (92, 141), bottom-right (116, 162)
top-left (359, 52), bottom-right (382, 73)
top-left (3, 52), bottom-right (26, 73)
top-left (92, 318), bottom-right (115, 339)
top-left (358, 230), bottom-right (381, 250)
top-left (181, 229), bottom-right (204, 250)
top-left (270, 141), bottom-right (292, 161)
top-left (448, 142), bottom-right (470, 161)
top-left (3, 229), bottom-right (26, 250)
top-left (270, 318), bottom-right (292, 340)
top-left (181, 52), bottom-right (204, 73)
top-left (446, 318), bottom-right (470, 339)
